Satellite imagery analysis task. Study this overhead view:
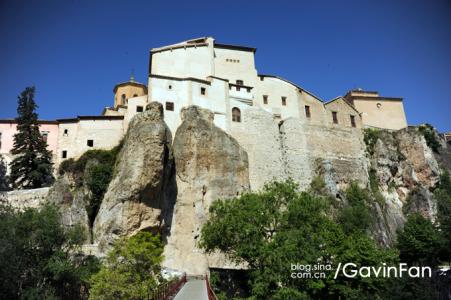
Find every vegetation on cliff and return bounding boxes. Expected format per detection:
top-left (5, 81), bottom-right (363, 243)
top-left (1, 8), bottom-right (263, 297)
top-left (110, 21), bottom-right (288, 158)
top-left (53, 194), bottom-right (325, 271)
top-left (9, 87), bottom-right (54, 189)
top-left (58, 143), bottom-right (122, 230)
top-left (418, 123), bottom-right (441, 153)
top-left (0, 203), bottom-right (100, 299)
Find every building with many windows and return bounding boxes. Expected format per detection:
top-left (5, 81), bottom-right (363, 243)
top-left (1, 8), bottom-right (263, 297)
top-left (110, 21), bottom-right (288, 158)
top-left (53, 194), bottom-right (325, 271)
top-left (0, 37), bottom-right (409, 171)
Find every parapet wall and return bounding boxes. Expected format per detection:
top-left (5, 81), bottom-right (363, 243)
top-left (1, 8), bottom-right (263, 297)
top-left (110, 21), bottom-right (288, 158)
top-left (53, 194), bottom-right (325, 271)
top-left (0, 187), bottom-right (49, 210)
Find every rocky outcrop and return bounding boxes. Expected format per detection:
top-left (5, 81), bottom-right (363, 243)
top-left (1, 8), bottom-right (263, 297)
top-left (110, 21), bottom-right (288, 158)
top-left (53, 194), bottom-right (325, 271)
top-left (163, 106), bottom-right (249, 275)
top-left (93, 102), bottom-right (175, 251)
top-left (368, 127), bottom-right (443, 245)
top-left (47, 175), bottom-right (91, 241)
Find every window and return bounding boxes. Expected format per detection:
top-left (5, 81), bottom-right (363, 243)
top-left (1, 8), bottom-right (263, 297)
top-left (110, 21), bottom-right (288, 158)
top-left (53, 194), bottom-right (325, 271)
top-left (168, 85), bottom-right (172, 90)
top-left (246, 88), bottom-right (251, 93)
top-left (305, 105), bottom-right (311, 118)
top-left (136, 106), bottom-right (144, 112)
top-left (0, 132), bottom-right (2, 149)
top-left (263, 95), bottom-right (268, 104)
top-left (232, 107), bottom-right (241, 122)
top-left (166, 102), bottom-right (174, 111)
top-left (377, 102), bottom-right (382, 108)
top-left (63, 129), bottom-right (68, 136)
top-left (133, 94), bottom-right (138, 97)
top-left (87, 140), bottom-right (94, 147)
top-left (201, 87), bottom-right (206, 95)
top-left (350, 115), bottom-right (356, 127)
top-left (121, 94), bottom-right (126, 104)
top-left (41, 131), bottom-right (49, 143)
top-left (332, 111), bottom-right (338, 124)
top-left (236, 80), bottom-right (244, 85)
top-left (62, 151), bottom-right (67, 159)
top-left (281, 97), bottom-right (287, 106)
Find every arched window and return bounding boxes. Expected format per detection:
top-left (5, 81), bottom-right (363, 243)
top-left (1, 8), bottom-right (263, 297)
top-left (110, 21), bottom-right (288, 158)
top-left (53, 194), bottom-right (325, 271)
top-left (232, 107), bottom-right (241, 123)
top-left (121, 94), bottom-right (126, 104)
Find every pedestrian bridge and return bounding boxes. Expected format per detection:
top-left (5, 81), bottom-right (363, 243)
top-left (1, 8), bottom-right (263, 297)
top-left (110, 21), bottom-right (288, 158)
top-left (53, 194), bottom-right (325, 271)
top-left (151, 274), bottom-right (217, 300)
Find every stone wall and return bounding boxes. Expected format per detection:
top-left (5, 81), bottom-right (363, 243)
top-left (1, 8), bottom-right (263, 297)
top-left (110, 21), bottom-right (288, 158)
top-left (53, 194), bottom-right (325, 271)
top-left (230, 106), bottom-right (367, 192)
top-left (0, 187), bottom-right (49, 210)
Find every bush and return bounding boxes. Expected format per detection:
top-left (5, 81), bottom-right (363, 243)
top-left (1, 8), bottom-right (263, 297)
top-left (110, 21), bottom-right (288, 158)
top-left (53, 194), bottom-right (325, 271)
top-left (419, 124), bottom-right (441, 153)
top-left (363, 128), bottom-right (381, 156)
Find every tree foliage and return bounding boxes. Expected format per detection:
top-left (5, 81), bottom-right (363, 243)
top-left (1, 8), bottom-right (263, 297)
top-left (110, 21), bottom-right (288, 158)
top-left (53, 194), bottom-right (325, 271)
top-left (397, 213), bottom-right (442, 267)
top-left (434, 171), bottom-right (451, 262)
top-left (89, 231), bottom-right (164, 300)
top-left (200, 179), bottom-right (398, 299)
top-left (418, 123), bottom-right (441, 153)
top-left (9, 87), bottom-right (54, 189)
top-left (338, 183), bottom-right (373, 234)
top-left (0, 203), bottom-right (99, 299)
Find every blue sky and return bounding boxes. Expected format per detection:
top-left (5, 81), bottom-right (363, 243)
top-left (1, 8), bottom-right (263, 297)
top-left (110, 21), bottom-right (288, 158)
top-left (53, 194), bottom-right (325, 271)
top-left (1, 0), bottom-right (450, 131)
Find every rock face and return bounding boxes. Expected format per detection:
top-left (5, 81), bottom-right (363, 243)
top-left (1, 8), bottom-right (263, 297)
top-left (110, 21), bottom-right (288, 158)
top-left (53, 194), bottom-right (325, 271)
top-left (93, 102), bottom-right (175, 251)
top-left (368, 127), bottom-right (443, 245)
top-left (163, 106), bottom-right (249, 275)
top-left (47, 175), bottom-right (91, 241)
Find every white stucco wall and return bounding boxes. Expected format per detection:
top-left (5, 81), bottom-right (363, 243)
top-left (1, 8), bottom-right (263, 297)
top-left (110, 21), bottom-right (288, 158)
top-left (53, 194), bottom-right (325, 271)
top-left (151, 45), bottom-right (213, 80)
top-left (213, 47), bottom-right (258, 87)
top-left (149, 76), bottom-right (231, 135)
top-left (254, 77), bottom-right (302, 119)
top-left (57, 119), bottom-right (124, 165)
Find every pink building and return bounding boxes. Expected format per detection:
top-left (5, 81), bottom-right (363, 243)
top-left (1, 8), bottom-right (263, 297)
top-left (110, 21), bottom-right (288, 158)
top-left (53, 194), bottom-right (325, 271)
top-left (0, 120), bottom-right (59, 158)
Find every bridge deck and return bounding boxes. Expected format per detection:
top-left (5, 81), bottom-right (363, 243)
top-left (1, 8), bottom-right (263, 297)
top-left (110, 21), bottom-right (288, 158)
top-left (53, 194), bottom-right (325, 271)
top-left (173, 279), bottom-right (208, 300)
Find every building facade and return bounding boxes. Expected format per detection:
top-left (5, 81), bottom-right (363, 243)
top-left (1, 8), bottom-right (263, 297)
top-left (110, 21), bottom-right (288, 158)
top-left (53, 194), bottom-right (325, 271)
top-left (0, 37), bottom-right (409, 171)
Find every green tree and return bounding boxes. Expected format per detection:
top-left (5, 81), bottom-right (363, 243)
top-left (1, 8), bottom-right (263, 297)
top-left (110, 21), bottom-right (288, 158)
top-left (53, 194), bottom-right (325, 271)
top-left (434, 171), bottom-right (451, 263)
top-left (0, 154), bottom-right (9, 191)
top-left (89, 231), bottom-right (164, 300)
top-left (397, 213), bottom-right (441, 267)
top-left (9, 87), bottom-right (54, 189)
top-left (200, 180), bottom-right (396, 299)
top-left (0, 203), bottom-right (99, 299)
top-left (338, 183), bottom-right (373, 234)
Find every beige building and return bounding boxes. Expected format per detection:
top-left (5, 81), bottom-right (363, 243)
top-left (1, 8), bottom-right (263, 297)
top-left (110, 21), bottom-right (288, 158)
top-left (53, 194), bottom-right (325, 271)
top-left (1, 37), bottom-right (410, 172)
top-left (344, 89), bottom-right (407, 130)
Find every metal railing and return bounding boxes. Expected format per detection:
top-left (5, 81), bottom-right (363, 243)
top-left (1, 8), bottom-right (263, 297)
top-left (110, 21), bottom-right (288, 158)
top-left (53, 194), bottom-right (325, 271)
top-left (149, 274), bottom-right (187, 300)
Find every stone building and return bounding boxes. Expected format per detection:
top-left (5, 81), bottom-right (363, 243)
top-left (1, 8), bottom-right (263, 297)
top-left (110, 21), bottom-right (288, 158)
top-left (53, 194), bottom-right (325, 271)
top-left (0, 36), bottom-right (409, 173)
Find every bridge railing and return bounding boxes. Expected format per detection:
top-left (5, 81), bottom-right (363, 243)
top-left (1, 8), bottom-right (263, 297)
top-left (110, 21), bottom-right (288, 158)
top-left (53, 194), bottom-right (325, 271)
top-left (205, 274), bottom-right (218, 300)
top-left (149, 273), bottom-right (187, 300)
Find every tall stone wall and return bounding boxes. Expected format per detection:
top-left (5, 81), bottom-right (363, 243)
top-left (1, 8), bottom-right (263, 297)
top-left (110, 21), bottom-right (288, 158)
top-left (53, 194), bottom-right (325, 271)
top-left (230, 107), bottom-right (367, 193)
top-left (230, 107), bottom-right (285, 191)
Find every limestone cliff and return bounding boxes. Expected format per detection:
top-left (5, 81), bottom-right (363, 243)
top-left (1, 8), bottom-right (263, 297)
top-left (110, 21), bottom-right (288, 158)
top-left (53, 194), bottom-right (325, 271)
top-left (366, 127), bottom-right (449, 246)
top-left (163, 106), bottom-right (249, 275)
top-left (3, 104), bottom-right (448, 275)
top-left (93, 102), bottom-right (175, 251)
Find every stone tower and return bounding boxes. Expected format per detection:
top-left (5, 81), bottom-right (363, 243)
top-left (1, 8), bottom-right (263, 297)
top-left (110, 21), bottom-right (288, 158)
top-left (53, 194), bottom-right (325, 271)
top-left (113, 72), bottom-right (148, 108)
